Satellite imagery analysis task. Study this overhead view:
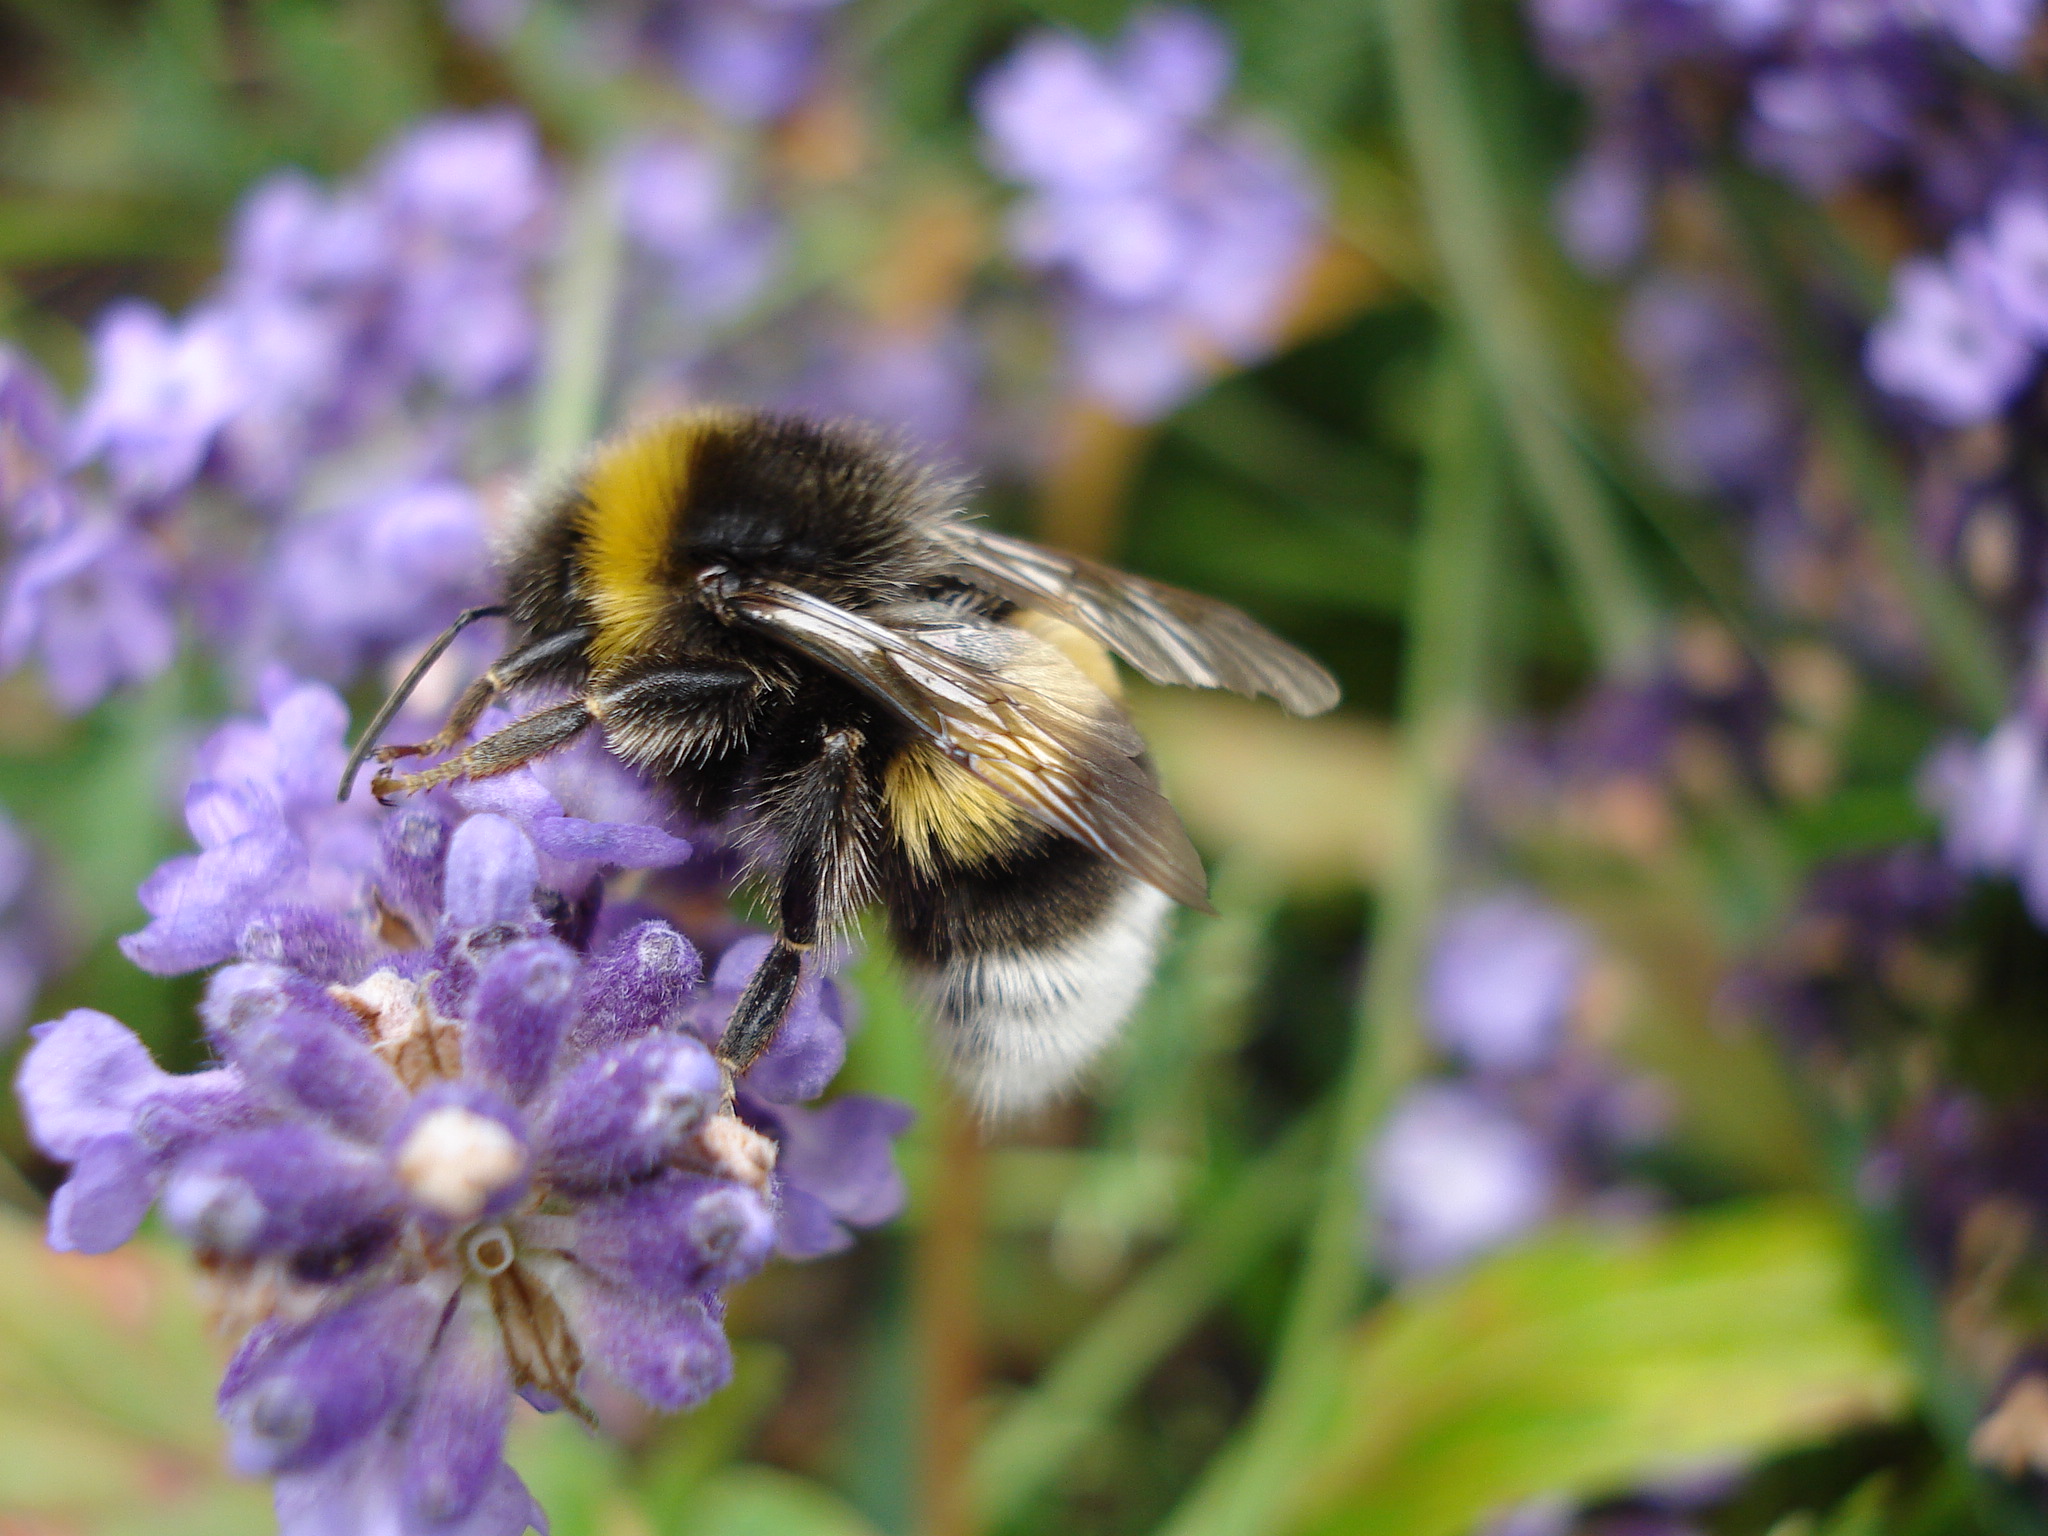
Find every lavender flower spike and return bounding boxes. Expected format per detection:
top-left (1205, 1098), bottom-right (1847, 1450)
top-left (21, 808), bottom-right (909, 1535)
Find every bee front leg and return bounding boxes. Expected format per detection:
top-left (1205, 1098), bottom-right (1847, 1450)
top-left (373, 626), bottom-right (597, 764)
top-left (720, 727), bottom-right (875, 1078)
top-left (370, 698), bottom-right (594, 801)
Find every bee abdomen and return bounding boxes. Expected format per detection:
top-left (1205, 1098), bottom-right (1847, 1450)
top-left (901, 876), bottom-right (1171, 1117)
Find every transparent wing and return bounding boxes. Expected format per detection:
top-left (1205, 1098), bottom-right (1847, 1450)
top-left (932, 522), bottom-right (1341, 716)
top-left (730, 582), bottom-right (1211, 911)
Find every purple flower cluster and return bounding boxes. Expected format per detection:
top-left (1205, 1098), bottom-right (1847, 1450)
top-left (1529, 0), bottom-right (2048, 647)
top-left (2, 112), bottom-right (557, 711)
top-left (14, 679), bottom-right (908, 1533)
top-left (1369, 892), bottom-right (1663, 1276)
top-left (975, 7), bottom-right (1321, 420)
top-left (451, 0), bottom-right (850, 124)
top-left (1535, 0), bottom-right (2039, 257)
top-left (0, 344), bottom-right (179, 712)
top-left (616, 134), bottom-right (783, 331)
top-left (1868, 188), bottom-right (2048, 425)
top-left (1924, 680), bottom-right (2048, 922)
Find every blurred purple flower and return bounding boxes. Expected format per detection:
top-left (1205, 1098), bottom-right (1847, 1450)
top-left (665, 0), bottom-right (842, 123)
top-left (70, 302), bottom-right (243, 503)
top-left (1930, 0), bottom-right (2042, 65)
top-left (1369, 1083), bottom-right (1556, 1276)
top-left (1979, 189), bottom-right (2048, 338)
top-left (1555, 136), bottom-right (1652, 277)
top-left (1920, 707), bottom-right (2048, 925)
top-left (778, 317), bottom-right (983, 458)
top-left (978, 7), bottom-right (1320, 420)
top-left (1426, 894), bottom-right (1591, 1076)
top-left (1622, 274), bottom-right (1792, 495)
top-left (0, 513), bottom-right (177, 713)
top-left (1867, 250), bottom-right (2035, 425)
top-left (0, 344), bottom-right (65, 517)
top-left (617, 134), bottom-right (782, 321)
top-left (374, 112), bottom-right (553, 398)
top-left (979, 11), bottom-right (1216, 192)
top-left (271, 478), bottom-right (493, 680)
top-left (210, 172), bottom-right (393, 500)
top-left (1743, 59), bottom-right (1914, 195)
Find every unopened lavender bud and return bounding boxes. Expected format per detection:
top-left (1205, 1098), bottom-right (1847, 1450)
top-left (237, 905), bottom-right (375, 985)
top-left (534, 1033), bottom-right (722, 1188)
top-left (569, 1171), bottom-right (774, 1300)
top-left (130, 1070), bottom-right (263, 1158)
top-left (573, 920), bottom-right (700, 1048)
top-left (468, 938), bottom-right (578, 1101)
top-left (225, 1007), bottom-right (406, 1142)
top-left (223, 1283), bottom-right (444, 1475)
top-left (374, 809), bottom-right (451, 940)
top-left (561, 1281), bottom-right (732, 1412)
top-left (163, 1124), bottom-right (401, 1264)
top-left (401, 1291), bottom-right (512, 1527)
top-left (201, 962), bottom-right (359, 1049)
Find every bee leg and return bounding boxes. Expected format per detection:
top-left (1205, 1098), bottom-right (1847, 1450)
top-left (719, 728), bottom-right (874, 1076)
top-left (370, 698), bottom-right (593, 801)
top-left (374, 626), bottom-right (597, 764)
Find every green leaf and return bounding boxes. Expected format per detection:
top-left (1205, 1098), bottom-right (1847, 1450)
top-left (0, 1209), bottom-right (273, 1534)
top-left (1292, 1201), bottom-right (1913, 1536)
top-left (504, 1410), bottom-right (626, 1536)
top-left (671, 1465), bottom-right (886, 1536)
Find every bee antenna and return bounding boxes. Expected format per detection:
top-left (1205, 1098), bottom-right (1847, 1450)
top-left (336, 605), bottom-right (509, 802)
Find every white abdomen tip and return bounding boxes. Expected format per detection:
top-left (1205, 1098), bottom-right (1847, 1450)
top-left (912, 881), bottom-right (1172, 1118)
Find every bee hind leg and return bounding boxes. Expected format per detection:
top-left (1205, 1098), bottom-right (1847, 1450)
top-left (719, 727), bottom-right (874, 1079)
top-left (370, 698), bottom-right (593, 801)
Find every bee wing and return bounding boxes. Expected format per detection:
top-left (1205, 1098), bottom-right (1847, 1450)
top-left (932, 522), bottom-right (1341, 716)
top-left (730, 582), bottom-right (1212, 911)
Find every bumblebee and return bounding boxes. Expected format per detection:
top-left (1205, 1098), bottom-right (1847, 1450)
top-left (340, 409), bottom-right (1338, 1113)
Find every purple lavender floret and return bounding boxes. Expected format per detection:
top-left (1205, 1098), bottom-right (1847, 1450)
top-left (0, 110), bottom-right (562, 713)
top-left (1922, 681), bottom-right (2048, 926)
top-left (1425, 893), bottom-right (1591, 1077)
top-left (616, 134), bottom-right (783, 325)
top-left (121, 676), bottom-right (693, 978)
top-left (976, 7), bottom-right (1320, 420)
top-left (1367, 1082), bottom-right (1558, 1277)
top-left (19, 807), bottom-right (909, 1535)
top-left (69, 301), bottom-right (244, 505)
top-left (0, 344), bottom-right (66, 519)
top-left (0, 509), bottom-right (179, 714)
top-left (269, 477), bottom-right (494, 680)
top-left (650, 0), bottom-right (849, 123)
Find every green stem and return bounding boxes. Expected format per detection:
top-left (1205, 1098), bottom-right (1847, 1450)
top-left (531, 160), bottom-right (625, 477)
top-left (1152, 343), bottom-right (1505, 1536)
top-left (1381, 0), bottom-right (1661, 679)
top-left (968, 1112), bottom-right (1327, 1529)
top-left (1714, 168), bottom-right (2010, 728)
